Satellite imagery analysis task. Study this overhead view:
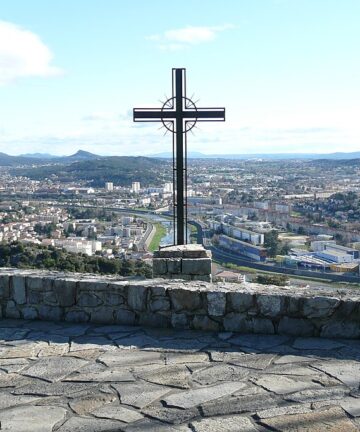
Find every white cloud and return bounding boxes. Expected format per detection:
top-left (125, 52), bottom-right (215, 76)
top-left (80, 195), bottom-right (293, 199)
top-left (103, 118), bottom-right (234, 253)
top-left (0, 20), bottom-right (62, 85)
top-left (147, 24), bottom-right (234, 50)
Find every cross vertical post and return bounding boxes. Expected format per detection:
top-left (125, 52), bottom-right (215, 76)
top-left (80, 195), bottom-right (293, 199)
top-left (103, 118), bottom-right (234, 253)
top-left (133, 68), bottom-right (225, 246)
top-left (175, 69), bottom-right (185, 245)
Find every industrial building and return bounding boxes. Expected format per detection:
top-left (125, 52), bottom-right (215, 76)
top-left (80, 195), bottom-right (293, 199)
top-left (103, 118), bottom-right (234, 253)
top-left (218, 235), bottom-right (267, 261)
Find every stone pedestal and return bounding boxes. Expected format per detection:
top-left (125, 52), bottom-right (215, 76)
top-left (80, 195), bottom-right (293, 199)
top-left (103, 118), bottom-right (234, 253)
top-left (152, 244), bottom-right (212, 282)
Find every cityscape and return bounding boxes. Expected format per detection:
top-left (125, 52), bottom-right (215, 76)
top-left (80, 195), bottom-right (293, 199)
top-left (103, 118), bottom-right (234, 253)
top-left (1, 152), bottom-right (360, 286)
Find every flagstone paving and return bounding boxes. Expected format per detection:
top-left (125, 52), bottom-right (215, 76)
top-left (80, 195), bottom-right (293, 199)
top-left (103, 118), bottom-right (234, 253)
top-left (0, 319), bottom-right (359, 431)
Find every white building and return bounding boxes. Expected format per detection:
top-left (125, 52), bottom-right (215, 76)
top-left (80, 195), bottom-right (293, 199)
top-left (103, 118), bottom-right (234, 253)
top-left (163, 182), bottom-right (173, 193)
top-left (131, 182), bottom-right (141, 193)
top-left (54, 238), bottom-right (101, 256)
top-left (316, 250), bottom-right (353, 264)
top-left (105, 182), bottom-right (114, 191)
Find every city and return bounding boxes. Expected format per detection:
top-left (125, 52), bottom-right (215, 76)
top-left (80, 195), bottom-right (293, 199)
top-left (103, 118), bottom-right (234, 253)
top-left (1, 153), bottom-right (360, 285)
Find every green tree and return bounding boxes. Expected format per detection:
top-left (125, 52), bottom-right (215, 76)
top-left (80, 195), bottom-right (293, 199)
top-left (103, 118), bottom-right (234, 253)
top-left (264, 230), bottom-right (279, 257)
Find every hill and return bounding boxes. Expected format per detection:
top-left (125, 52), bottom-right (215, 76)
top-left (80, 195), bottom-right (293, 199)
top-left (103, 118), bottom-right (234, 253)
top-left (0, 149), bottom-right (101, 166)
top-left (12, 156), bottom-right (170, 187)
top-left (63, 150), bottom-right (100, 161)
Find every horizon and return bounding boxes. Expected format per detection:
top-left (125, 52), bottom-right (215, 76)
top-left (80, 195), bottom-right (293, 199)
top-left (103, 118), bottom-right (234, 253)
top-left (7, 148), bottom-right (360, 158)
top-left (1, 1), bottom-right (360, 156)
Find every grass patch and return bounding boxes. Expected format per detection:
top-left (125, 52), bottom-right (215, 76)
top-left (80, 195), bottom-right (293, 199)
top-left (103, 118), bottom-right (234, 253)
top-left (148, 223), bottom-right (167, 252)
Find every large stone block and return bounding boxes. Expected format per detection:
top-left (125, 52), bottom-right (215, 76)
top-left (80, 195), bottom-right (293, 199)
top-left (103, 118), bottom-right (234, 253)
top-left (320, 321), bottom-right (360, 339)
top-left (223, 312), bottom-right (250, 332)
top-left (102, 292), bottom-right (125, 306)
top-left (11, 276), bottom-right (26, 305)
top-left (27, 290), bottom-right (43, 305)
top-left (207, 291), bottom-right (226, 316)
top-left (107, 281), bottom-right (128, 297)
top-left (287, 296), bottom-right (302, 316)
top-left (54, 279), bottom-right (76, 307)
top-left (43, 291), bottom-right (58, 305)
top-left (77, 280), bottom-right (108, 294)
top-left (39, 305), bottom-right (62, 321)
top-left (77, 292), bottom-right (102, 307)
top-left (302, 296), bottom-right (340, 318)
top-left (252, 317), bottom-right (275, 335)
top-left (127, 284), bottom-right (148, 311)
top-left (182, 258), bottom-right (211, 275)
top-left (114, 308), bottom-right (136, 325)
top-left (278, 317), bottom-right (315, 337)
top-left (139, 312), bottom-right (170, 328)
top-left (65, 310), bottom-right (90, 323)
top-left (169, 288), bottom-right (202, 311)
top-left (90, 307), bottom-right (115, 324)
top-left (151, 285), bottom-right (167, 297)
top-left (182, 244), bottom-right (209, 258)
top-left (153, 246), bottom-right (183, 258)
top-left (150, 297), bottom-right (170, 312)
top-left (167, 259), bottom-right (182, 274)
top-left (257, 295), bottom-right (283, 318)
top-left (22, 306), bottom-right (38, 320)
top-left (192, 315), bottom-right (219, 331)
top-left (228, 292), bottom-right (253, 312)
top-left (0, 275), bottom-right (10, 299)
top-left (171, 313), bottom-right (188, 329)
top-left (152, 258), bottom-right (167, 275)
top-left (5, 300), bottom-right (20, 319)
top-left (26, 277), bottom-right (44, 291)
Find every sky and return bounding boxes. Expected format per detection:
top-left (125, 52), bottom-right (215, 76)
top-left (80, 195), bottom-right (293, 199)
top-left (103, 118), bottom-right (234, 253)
top-left (0, 0), bottom-right (359, 156)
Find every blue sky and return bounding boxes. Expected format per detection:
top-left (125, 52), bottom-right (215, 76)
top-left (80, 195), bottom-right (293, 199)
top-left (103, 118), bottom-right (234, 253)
top-left (1, 0), bottom-right (359, 155)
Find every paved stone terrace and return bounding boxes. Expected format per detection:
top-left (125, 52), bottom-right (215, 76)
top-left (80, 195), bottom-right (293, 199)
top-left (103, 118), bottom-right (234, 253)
top-left (0, 319), bottom-right (360, 431)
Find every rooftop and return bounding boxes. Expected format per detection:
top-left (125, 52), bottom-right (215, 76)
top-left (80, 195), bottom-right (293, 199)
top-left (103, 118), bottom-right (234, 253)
top-left (0, 318), bottom-right (359, 431)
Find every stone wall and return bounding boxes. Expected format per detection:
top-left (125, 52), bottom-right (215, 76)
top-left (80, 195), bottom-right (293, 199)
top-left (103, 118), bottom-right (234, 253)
top-left (1, 268), bottom-right (360, 339)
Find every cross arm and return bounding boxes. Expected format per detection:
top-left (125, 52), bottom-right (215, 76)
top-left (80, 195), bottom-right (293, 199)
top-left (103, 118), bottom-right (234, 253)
top-left (133, 108), bottom-right (176, 122)
top-left (183, 108), bottom-right (225, 121)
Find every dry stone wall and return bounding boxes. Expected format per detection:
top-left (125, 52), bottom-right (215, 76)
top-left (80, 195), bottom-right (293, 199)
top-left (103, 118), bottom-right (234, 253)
top-left (0, 269), bottom-right (360, 339)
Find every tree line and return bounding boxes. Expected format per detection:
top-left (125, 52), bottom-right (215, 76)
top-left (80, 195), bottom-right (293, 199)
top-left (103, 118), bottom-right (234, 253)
top-left (0, 242), bottom-right (152, 278)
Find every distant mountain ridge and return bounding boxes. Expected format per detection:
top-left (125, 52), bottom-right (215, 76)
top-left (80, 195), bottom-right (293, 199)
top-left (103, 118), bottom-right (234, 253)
top-left (149, 151), bottom-right (360, 160)
top-left (0, 149), bottom-right (101, 166)
top-left (2, 149), bottom-right (360, 166)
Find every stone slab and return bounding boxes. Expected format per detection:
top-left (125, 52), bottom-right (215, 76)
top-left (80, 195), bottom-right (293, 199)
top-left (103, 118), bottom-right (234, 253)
top-left (69, 393), bottom-right (117, 415)
top-left (21, 356), bottom-right (88, 382)
top-left (112, 381), bottom-right (171, 409)
top-left (141, 404), bottom-right (199, 425)
top-left (256, 403), bottom-right (312, 419)
top-left (134, 364), bottom-right (191, 389)
top-left (191, 416), bottom-right (259, 432)
top-left (0, 405), bottom-right (67, 432)
top-left (339, 397), bottom-right (360, 417)
top-left (192, 364), bottom-right (250, 385)
top-left (99, 350), bottom-right (164, 367)
top-left (91, 404), bottom-right (144, 423)
top-left (253, 375), bottom-right (321, 395)
top-left (259, 406), bottom-right (358, 432)
top-left (313, 361), bottom-right (360, 388)
top-left (57, 416), bottom-right (126, 432)
top-left (65, 368), bottom-right (135, 383)
top-left (286, 386), bottom-right (349, 404)
top-left (163, 382), bottom-right (245, 409)
top-left (12, 381), bottom-right (99, 397)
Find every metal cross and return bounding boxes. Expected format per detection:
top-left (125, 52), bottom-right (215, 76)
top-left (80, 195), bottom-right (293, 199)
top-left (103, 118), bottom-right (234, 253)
top-left (133, 68), bottom-right (225, 245)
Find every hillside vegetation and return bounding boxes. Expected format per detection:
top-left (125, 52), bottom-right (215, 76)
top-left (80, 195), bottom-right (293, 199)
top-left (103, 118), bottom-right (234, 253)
top-left (12, 156), bottom-right (170, 186)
